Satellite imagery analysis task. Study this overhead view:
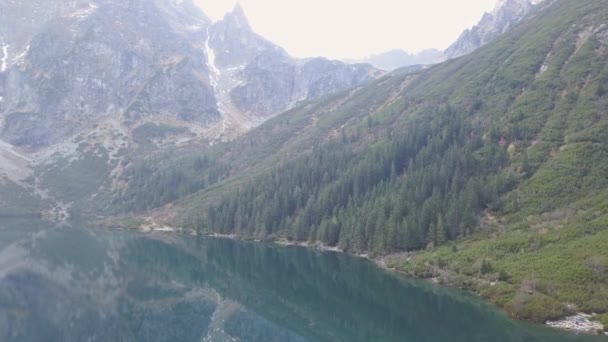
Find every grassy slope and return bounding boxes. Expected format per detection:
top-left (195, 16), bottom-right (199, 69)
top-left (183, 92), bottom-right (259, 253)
top-left (395, 189), bottom-right (608, 322)
top-left (117, 0), bottom-right (608, 323)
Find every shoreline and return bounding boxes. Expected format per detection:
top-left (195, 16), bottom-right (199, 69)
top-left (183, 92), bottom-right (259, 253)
top-left (144, 228), bottom-right (606, 336)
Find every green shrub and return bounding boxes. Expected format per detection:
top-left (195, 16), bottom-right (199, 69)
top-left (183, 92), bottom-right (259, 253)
top-left (508, 293), bottom-right (567, 322)
top-left (597, 313), bottom-right (608, 332)
top-left (498, 269), bottom-right (511, 282)
top-left (480, 260), bottom-right (494, 275)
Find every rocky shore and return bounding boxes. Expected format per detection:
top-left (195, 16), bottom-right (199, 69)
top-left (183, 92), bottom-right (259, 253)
top-left (546, 314), bottom-right (604, 335)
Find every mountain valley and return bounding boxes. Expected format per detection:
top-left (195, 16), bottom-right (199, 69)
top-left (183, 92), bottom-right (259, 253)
top-left (1, 0), bottom-right (608, 336)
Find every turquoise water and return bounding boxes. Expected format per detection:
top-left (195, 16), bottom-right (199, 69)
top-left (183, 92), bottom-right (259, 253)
top-left (0, 222), bottom-right (602, 341)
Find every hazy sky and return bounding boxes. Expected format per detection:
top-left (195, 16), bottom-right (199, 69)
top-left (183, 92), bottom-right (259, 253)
top-left (194, 0), bottom-right (499, 59)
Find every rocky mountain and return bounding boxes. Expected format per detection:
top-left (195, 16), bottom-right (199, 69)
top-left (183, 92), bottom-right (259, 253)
top-left (0, 0), bottom-right (379, 151)
top-left (347, 49), bottom-right (442, 71)
top-left (0, 0), bottom-right (218, 149)
top-left (206, 5), bottom-right (382, 124)
top-left (444, 0), bottom-right (545, 59)
top-left (0, 0), bottom-right (380, 221)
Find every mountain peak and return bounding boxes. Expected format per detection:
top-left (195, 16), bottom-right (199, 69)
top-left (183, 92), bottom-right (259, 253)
top-left (492, 0), bottom-right (545, 12)
top-left (222, 2), bottom-right (250, 30)
top-left (232, 3), bottom-right (245, 15)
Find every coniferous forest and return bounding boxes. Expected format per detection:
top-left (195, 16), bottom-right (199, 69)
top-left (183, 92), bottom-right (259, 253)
top-left (204, 110), bottom-right (512, 254)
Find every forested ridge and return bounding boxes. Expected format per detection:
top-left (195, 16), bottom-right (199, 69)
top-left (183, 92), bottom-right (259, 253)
top-left (117, 0), bottom-right (608, 323)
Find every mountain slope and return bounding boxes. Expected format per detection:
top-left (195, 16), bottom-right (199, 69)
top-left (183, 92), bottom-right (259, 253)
top-left (118, 0), bottom-right (608, 324)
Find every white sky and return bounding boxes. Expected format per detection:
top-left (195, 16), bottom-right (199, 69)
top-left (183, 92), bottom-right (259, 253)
top-left (194, 0), bottom-right (499, 59)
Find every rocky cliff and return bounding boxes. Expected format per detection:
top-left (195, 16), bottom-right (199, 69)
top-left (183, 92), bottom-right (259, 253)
top-left (444, 0), bottom-right (545, 59)
top-left (206, 5), bottom-right (381, 123)
top-left (0, 1), bottom-right (379, 150)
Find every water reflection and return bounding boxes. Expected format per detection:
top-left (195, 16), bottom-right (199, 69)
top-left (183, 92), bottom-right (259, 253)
top-left (0, 225), bottom-right (601, 341)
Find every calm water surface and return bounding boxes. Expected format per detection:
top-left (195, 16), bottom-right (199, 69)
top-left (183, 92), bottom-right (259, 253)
top-left (0, 219), bottom-right (603, 341)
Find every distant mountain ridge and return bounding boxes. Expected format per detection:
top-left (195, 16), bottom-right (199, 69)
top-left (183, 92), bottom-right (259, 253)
top-left (345, 0), bottom-right (546, 70)
top-left (346, 49), bottom-right (442, 71)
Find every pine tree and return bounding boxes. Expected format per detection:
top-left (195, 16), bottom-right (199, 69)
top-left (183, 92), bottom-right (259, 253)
top-left (436, 215), bottom-right (447, 246)
top-left (427, 223), bottom-right (437, 248)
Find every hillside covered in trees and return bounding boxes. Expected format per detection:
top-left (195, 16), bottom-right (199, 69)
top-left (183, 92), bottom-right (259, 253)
top-left (116, 0), bottom-right (608, 323)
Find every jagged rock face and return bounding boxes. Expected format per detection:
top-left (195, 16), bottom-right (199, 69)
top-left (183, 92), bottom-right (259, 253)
top-left (444, 0), bottom-right (542, 59)
top-left (206, 5), bottom-right (381, 118)
top-left (0, 1), bottom-right (379, 149)
top-left (297, 58), bottom-right (376, 100)
top-left (231, 55), bottom-right (378, 116)
top-left (207, 5), bottom-right (275, 69)
top-left (0, 0), bottom-right (218, 148)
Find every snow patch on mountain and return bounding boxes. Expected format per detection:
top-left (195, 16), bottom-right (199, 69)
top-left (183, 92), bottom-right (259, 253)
top-left (1, 45), bottom-right (9, 72)
top-left (12, 44), bottom-right (29, 66)
top-left (0, 140), bottom-right (32, 183)
top-left (205, 30), bottom-right (221, 88)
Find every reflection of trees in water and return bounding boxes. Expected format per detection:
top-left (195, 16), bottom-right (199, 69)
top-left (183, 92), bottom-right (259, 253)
top-left (122, 236), bottom-right (591, 342)
top-left (0, 229), bottom-right (595, 342)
